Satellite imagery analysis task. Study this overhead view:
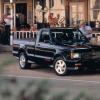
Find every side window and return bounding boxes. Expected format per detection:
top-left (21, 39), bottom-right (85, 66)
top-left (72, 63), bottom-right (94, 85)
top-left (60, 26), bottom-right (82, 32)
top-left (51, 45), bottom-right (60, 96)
top-left (39, 31), bottom-right (50, 43)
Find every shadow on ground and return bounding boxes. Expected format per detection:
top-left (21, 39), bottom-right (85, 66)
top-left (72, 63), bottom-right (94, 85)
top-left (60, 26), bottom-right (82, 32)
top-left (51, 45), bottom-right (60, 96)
top-left (26, 63), bottom-right (100, 77)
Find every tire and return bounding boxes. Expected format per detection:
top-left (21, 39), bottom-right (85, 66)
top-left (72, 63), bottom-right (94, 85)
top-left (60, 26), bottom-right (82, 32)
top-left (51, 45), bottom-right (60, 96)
top-left (53, 57), bottom-right (68, 76)
top-left (19, 53), bottom-right (31, 69)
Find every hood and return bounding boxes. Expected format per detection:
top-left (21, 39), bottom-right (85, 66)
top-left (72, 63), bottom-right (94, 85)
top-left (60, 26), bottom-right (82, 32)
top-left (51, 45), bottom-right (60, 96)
top-left (56, 42), bottom-right (92, 52)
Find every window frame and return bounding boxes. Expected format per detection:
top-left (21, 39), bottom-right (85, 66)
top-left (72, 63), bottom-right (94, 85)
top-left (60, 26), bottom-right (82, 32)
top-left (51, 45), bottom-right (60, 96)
top-left (39, 30), bottom-right (51, 43)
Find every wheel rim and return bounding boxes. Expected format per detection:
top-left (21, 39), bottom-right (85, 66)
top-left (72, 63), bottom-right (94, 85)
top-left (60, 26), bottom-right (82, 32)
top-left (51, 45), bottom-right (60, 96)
top-left (55, 60), bottom-right (67, 75)
top-left (20, 55), bottom-right (26, 68)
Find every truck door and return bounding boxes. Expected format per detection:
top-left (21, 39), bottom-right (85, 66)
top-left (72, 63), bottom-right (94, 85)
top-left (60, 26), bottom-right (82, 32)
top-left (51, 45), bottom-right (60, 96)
top-left (35, 30), bottom-right (55, 61)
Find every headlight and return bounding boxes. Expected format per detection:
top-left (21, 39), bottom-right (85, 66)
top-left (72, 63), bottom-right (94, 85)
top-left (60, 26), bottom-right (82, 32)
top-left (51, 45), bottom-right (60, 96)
top-left (71, 52), bottom-right (80, 59)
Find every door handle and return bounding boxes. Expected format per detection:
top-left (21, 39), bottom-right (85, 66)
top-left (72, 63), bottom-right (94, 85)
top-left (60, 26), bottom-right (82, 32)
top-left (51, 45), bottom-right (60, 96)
top-left (38, 44), bottom-right (40, 46)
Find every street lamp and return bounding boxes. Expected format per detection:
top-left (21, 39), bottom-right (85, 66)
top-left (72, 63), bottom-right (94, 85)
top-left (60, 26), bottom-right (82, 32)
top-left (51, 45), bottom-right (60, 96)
top-left (40, 2), bottom-right (48, 27)
top-left (41, 6), bottom-right (48, 23)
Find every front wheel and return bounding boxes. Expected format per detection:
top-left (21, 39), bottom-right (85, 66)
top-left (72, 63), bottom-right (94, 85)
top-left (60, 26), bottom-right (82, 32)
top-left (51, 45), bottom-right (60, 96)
top-left (53, 57), bottom-right (68, 76)
top-left (19, 53), bottom-right (31, 69)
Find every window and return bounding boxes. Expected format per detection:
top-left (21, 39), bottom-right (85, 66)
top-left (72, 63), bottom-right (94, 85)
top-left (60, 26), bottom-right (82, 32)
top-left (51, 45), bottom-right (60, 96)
top-left (50, 0), bottom-right (54, 8)
top-left (4, 4), bottom-right (11, 15)
top-left (39, 0), bottom-right (46, 8)
top-left (70, 2), bottom-right (85, 26)
top-left (40, 31), bottom-right (50, 43)
top-left (90, 0), bottom-right (100, 21)
top-left (61, 0), bottom-right (64, 5)
top-left (51, 29), bottom-right (84, 44)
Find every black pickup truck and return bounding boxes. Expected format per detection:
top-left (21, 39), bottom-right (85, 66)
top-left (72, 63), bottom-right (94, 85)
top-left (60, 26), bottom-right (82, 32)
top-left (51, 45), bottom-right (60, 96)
top-left (12, 28), bottom-right (100, 76)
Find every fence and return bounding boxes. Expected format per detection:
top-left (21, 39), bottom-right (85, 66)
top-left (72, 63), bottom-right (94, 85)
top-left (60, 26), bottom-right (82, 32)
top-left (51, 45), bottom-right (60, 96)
top-left (90, 32), bottom-right (100, 46)
top-left (12, 31), bottom-right (37, 39)
top-left (92, 32), bottom-right (100, 37)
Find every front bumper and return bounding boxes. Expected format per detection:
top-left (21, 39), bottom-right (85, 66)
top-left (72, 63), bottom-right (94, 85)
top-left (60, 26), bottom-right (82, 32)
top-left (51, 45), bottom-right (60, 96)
top-left (67, 58), bottom-right (100, 70)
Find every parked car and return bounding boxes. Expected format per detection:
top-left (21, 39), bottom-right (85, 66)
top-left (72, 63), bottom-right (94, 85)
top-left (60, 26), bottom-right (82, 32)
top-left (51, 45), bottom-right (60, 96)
top-left (12, 28), bottom-right (100, 76)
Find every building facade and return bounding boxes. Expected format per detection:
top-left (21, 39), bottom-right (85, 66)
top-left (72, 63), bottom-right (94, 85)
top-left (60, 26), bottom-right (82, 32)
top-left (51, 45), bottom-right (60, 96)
top-left (0, 0), bottom-right (34, 28)
top-left (0, 0), bottom-right (100, 29)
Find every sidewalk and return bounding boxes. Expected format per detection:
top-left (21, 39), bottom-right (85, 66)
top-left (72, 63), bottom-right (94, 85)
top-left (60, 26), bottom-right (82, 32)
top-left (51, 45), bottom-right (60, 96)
top-left (0, 44), bottom-right (12, 52)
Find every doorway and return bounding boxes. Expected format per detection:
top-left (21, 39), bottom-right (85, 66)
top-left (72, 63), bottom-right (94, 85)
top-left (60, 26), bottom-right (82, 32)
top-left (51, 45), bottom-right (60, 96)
top-left (16, 3), bottom-right (27, 29)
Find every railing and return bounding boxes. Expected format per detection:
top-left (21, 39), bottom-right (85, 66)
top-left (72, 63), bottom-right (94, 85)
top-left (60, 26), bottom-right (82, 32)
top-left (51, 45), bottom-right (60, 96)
top-left (92, 32), bottom-right (100, 37)
top-left (90, 32), bottom-right (100, 46)
top-left (12, 31), bottom-right (37, 39)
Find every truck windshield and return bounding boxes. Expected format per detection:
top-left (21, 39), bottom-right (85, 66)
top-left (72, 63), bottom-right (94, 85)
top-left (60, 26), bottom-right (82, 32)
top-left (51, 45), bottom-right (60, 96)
top-left (51, 29), bottom-right (87, 45)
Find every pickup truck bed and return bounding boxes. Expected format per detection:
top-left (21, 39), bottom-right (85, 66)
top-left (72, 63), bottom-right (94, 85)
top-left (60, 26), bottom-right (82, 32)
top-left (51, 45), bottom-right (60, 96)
top-left (13, 38), bottom-right (36, 45)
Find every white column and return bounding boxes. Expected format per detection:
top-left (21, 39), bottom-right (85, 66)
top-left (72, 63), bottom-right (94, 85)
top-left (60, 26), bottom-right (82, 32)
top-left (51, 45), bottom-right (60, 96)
top-left (33, 0), bottom-right (35, 23)
top-left (14, 4), bottom-right (16, 27)
top-left (10, 0), bottom-right (14, 45)
top-left (45, 0), bottom-right (49, 22)
top-left (46, 0), bottom-right (49, 8)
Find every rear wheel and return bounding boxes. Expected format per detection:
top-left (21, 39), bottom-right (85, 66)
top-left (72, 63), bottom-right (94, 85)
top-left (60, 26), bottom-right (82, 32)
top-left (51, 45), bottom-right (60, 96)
top-left (54, 57), bottom-right (68, 76)
top-left (19, 53), bottom-right (31, 69)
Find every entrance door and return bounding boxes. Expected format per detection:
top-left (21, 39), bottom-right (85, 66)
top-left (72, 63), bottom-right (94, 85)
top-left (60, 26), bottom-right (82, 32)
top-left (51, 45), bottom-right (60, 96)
top-left (16, 3), bottom-right (27, 29)
top-left (70, 2), bottom-right (85, 26)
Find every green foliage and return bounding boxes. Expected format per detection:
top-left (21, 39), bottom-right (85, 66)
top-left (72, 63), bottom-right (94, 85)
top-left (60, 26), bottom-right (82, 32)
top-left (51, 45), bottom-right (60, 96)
top-left (49, 92), bottom-right (68, 100)
top-left (0, 78), bottom-right (99, 100)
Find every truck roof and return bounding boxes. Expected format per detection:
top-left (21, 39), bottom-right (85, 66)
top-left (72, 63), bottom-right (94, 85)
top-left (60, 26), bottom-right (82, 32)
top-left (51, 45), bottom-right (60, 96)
top-left (40, 27), bottom-right (77, 31)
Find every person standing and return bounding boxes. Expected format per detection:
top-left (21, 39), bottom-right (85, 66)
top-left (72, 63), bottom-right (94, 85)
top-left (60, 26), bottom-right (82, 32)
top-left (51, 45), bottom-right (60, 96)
top-left (48, 13), bottom-right (57, 27)
top-left (79, 22), bottom-right (87, 35)
top-left (3, 14), bottom-right (12, 44)
top-left (79, 21), bottom-right (92, 40)
top-left (85, 22), bottom-right (92, 39)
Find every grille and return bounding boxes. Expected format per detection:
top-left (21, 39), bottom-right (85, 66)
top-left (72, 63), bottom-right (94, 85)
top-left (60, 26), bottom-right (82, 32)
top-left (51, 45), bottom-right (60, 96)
top-left (94, 51), bottom-right (100, 58)
top-left (81, 52), bottom-right (92, 60)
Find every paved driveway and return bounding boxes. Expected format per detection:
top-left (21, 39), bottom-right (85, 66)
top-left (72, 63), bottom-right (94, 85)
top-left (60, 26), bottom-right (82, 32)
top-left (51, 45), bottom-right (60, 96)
top-left (0, 52), bottom-right (100, 99)
top-left (0, 52), bottom-right (100, 82)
